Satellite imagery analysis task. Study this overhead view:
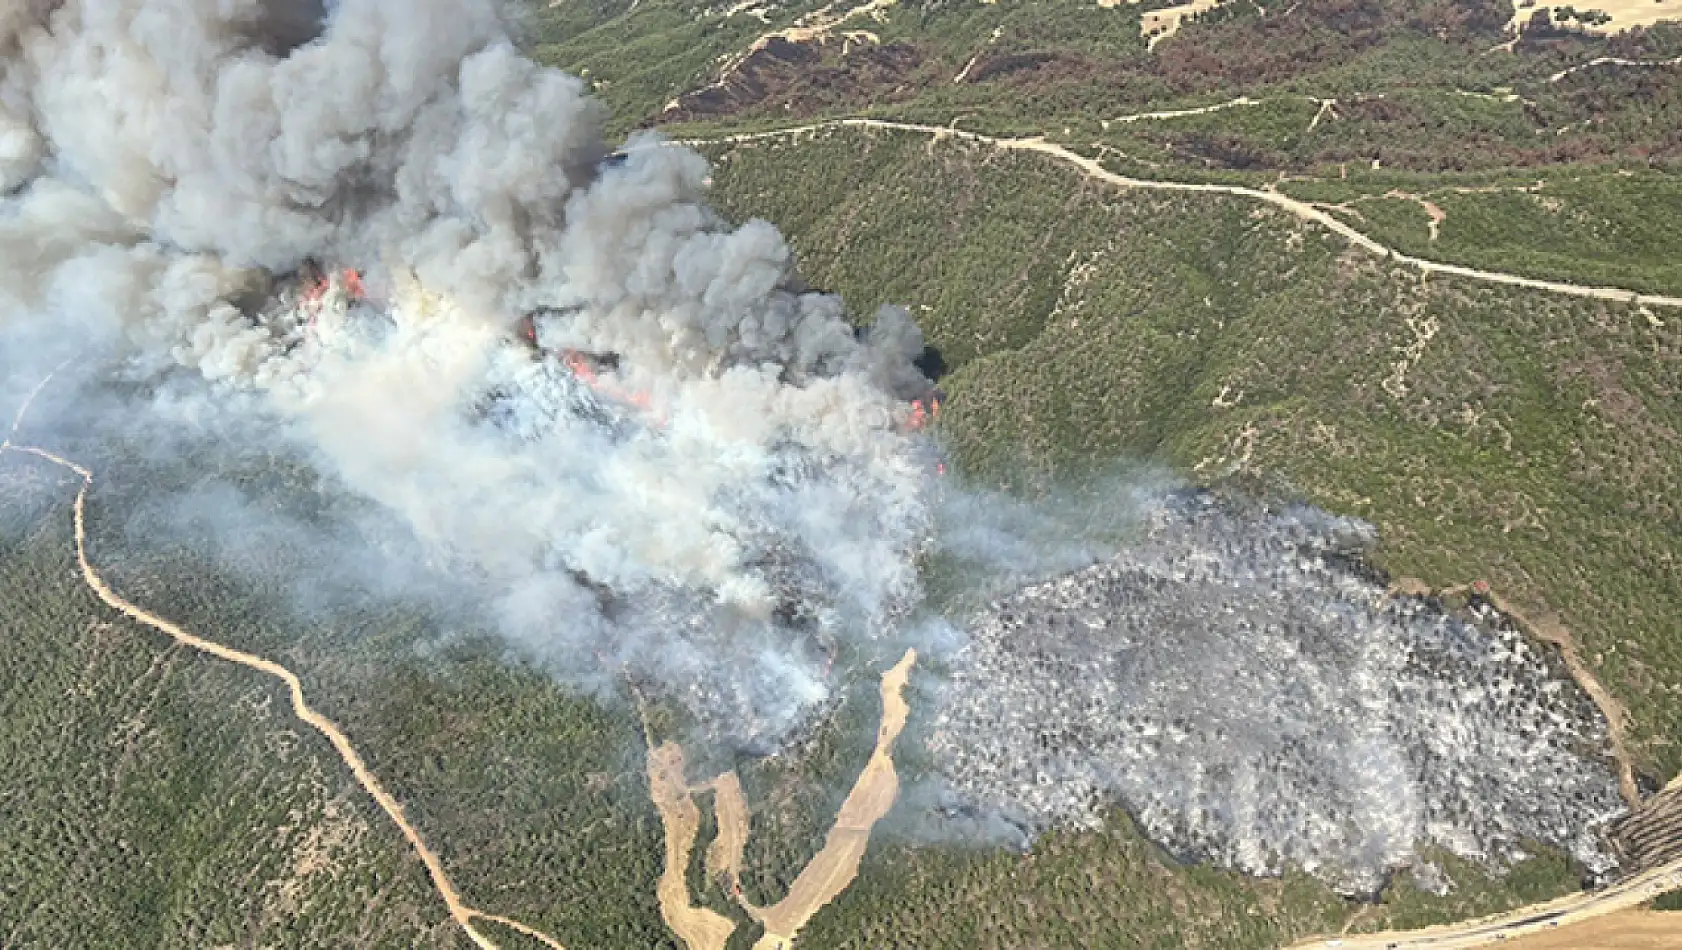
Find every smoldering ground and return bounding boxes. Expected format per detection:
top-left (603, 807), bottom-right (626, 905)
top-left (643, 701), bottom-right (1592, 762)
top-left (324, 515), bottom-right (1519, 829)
top-left (0, 0), bottom-right (1627, 903)
top-left (915, 491), bottom-right (1628, 897)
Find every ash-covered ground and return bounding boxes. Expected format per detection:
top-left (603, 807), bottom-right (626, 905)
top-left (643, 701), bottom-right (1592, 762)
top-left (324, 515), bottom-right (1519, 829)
top-left (929, 494), bottom-right (1627, 895)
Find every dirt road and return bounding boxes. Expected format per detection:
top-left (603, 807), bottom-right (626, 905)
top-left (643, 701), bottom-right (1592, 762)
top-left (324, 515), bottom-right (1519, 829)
top-left (682, 120), bottom-right (1682, 310)
top-left (748, 648), bottom-right (917, 950)
top-left (648, 743), bottom-right (738, 950)
top-left (1, 378), bottom-right (565, 950)
top-left (1549, 53), bottom-right (1682, 83)
top-left (705, 771), bottom-right (749, 882)
top-left (1288, 860), bottom-right (1682, 948)
top-left (643, 648), bottom-right (918, 950)
top-left (1390, 577), bottom-right (1642, 809)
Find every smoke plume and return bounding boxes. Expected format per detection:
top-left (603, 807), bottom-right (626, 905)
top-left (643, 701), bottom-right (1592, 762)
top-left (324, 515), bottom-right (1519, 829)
top-left (0, 0), bottom-right (939, 747)
top-left (0, 0), bottom-right (1627, 899)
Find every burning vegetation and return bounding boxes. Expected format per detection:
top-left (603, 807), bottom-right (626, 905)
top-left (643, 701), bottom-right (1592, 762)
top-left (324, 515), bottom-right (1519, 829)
top-left (0, 0), bottom-right (948, 751)
top-left (0, 0), bottom-right (1630, 906)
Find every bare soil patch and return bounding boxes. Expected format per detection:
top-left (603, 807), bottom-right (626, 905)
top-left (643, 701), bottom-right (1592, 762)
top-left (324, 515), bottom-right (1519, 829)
top-left (1515, 0), bottom-right (1682, 34)
top-left (705, 772), bottom-right (749, 882)
top-left (1132, 0), bottom-right (1230, 49)
top-left (648, 743), bottom-right (738, 950)
top-left (642, 648), bottom-right (918, 950)
top-left (751, 649), bottom-right (917, 949)
top-left (1498, 909), bottom-right (1682, 949)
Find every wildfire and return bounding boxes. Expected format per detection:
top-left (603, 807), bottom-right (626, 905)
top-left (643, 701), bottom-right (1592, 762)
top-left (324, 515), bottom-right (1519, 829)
top-left (560, 349), bottom-right (599, 385)
top-left (905, 395), bottom-right (941, 432)
top-left (298, 267), bottom-right (367, 329)
top-left (561, 348), bottom-right (657, 416)
top-left (902, 394), bottom-right (949, 477)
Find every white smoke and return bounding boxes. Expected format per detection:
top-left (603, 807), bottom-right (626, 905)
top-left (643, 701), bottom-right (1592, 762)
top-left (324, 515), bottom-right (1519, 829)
top-left (6, 2), bottom-right (1622, 897)
top-left (0, 0), bottom-right (939, 745)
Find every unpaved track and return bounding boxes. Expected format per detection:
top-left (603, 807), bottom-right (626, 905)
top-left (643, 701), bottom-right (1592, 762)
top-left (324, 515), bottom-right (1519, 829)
top-left (1391, 578), bottom-right (1642, 808)
top-left (643, 649), bottom-right (917, 950)
top-left (1486, 593), bottom-right (1642, 808)
top-left (682, 120), bottom-right (1682, 310)
top-left (1550, 53), bottom-right (1682, 83)
top-left (1108, 94), bottom-right (1261, 124)
top-left (748, 648), bottom-right (917, 950)
top-left (648, 743), bottom-right (739, 950)
top-left (1, 377), bottom-right (566, 950)
top-left (704, 771), bottom-right (749, 882)
top-left (1282, 577), bottom-right (1682, 947)
top-left (1287, 858), bottom-right (1682, 948)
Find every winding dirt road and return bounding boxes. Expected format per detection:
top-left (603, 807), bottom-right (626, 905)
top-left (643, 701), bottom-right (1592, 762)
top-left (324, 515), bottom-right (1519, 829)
top-left (681, 119), bottom-right (1682, 310)
top-left (1, 380), bottom-right (566, 950)
top-left (1549, 52), bottom-right (1682, 83)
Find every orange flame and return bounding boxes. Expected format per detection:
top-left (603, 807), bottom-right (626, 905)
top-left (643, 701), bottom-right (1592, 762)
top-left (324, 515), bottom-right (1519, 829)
top-left (562, 349), bottom-right (598, 385)
top-left (905, 395), bottom-right (941, 432)
top-left (299, 267), bottom-right (366, 334)
top-left (301, 269), bottom-right (363, 308)
top-left (562, 349), bottom-right (657, 418)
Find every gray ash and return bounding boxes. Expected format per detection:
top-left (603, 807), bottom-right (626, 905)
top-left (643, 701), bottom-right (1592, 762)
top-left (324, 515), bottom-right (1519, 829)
top-left (930, 495), bottom-right (1626, 895)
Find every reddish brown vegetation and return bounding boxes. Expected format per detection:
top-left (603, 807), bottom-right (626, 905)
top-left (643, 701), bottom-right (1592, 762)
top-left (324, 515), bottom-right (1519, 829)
top-left (660, 38), bottom-right (922, 123)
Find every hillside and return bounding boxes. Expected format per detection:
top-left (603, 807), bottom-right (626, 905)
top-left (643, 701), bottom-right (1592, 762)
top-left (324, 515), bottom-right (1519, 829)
top-left (3, 1), bottom-right (1682, 949)
top-left (537, 0), bottom-right (1682, 296)
top-left (529, 0), bottom-right (1682, 943)
top-left (694, 124), bottom-right (1682, 944)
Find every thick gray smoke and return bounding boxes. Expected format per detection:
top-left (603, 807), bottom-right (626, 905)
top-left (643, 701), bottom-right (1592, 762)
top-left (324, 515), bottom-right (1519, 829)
top-left (0, 0), bottom-right (1627, 897)
top-left (0, 0), bottom-right (939, 746)
top-left (930, 494), bottom-right (1627, 896)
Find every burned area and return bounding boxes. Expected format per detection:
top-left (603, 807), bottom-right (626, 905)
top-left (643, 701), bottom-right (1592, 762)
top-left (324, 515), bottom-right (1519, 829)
top-left (928, 493), bottom-right (1628, 897)
top-left (0, 0), bottom-right (1640, 909)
